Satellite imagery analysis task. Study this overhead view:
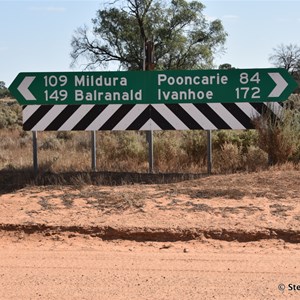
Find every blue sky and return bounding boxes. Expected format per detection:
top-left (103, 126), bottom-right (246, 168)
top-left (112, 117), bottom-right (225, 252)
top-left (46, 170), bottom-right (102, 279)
top-left (1, 0), bottom-right (300, 86)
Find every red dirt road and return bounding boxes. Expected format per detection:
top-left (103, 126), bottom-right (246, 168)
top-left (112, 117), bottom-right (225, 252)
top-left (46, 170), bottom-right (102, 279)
top-left (0, 235), bottom-right (300, 300)
top-left (1, 170), bottom-right (300, 299)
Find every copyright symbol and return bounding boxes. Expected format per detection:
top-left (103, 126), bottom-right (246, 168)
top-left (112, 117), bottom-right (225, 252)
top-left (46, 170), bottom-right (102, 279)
top-left (278, 283), bottom-right (285, 292)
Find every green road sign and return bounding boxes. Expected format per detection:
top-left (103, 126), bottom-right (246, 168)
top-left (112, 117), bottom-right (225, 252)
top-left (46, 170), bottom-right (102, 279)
top-left (9, 68), bottom-right (298, 105)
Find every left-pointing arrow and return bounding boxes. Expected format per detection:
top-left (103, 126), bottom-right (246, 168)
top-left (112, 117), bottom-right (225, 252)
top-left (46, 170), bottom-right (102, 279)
top-left (17, 76), bottom-right (36, 101)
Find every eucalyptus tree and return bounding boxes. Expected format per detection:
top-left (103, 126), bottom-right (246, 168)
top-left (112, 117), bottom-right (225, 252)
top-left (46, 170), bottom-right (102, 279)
top-left (70, 0), bottom-right (227, 71)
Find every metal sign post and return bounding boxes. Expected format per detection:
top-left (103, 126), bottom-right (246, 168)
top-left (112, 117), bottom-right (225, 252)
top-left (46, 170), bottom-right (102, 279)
top-left (207, 130), bottom-right (212, 175)
top-left (32, 131), bottom-right (38, 177)
top-left (91, 131), bottom-right (97, 171)
top-left (145, 40), bottom-right (155, 173)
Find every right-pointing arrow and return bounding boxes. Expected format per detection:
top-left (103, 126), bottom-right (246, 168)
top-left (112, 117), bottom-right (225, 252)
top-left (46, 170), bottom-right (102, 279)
top-left (268, 72), bottom-right (288, 98)
top-left (17, 76), bottom-right (36, 101)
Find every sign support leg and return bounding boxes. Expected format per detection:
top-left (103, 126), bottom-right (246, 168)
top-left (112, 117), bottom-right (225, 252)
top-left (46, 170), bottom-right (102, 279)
top-left (148, 132), bottom-right (154, 173)
top-left (91, 131), bottom-right (97, 171)
top-left (32, 131), bottom-right (38, 177)
top-left (207, 130), bottom-right (212, 175)
top-left (144, 39), bottom-right (155, 174)
top-left (147, 131), bottom-right (154, 173)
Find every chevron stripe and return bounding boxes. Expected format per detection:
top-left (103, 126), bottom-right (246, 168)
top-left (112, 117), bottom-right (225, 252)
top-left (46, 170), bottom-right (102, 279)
top-left (59, 105), bottom-right (95, 131)
top-left (126, 106), bottom-right (174, 130)
top-left (99, 105), bottom-right (135, 130)
top-left (222, 103), bottom-right (254, 129)
top-left (22, 103), bottom-right (284, 131)
top-left (23, 105), bottom-right (54, 131)
top-left (140, 119), bottom-right (162, 131)
top-left (113, 104), bottom-right (149, 130)
top-left (177, 104), bottom-right (217, 130)
top-left (263, 101), bottom-right (283, 117)
top-left (73, 105), bottom-right (108, 130)
top-left (152, 104), bottom-right (189, 130)
top-left (31, 105), bottom-right (68, 131)
top-left (235, 102), bottom-right (260, 119)
top-left (194, 104), bottom-right (231, 129)
top-left (45, 105), bottom-right (80, 131)
top-left (23, 105), bottom-right (41, 123)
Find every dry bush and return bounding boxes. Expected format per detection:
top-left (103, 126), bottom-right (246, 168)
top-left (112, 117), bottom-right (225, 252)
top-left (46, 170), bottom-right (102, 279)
top-left (96, 131), bottom-right (147, 171)
top-left (253, 99), bottom-right (300, 165)
top-left (213, 142), bottom-right (241, 173)
top-left (74, 132), bottom-right (91, 151)
top-left (40, 136), bottom-right (62, 151)
top-left (180, 131), bottom-right (207, 165)
top-left (0, 121), bottom-right (298, 175)
top-left (154, 131), bottom-right (186, 172)
top-left (241, 145), bottom-right (268, 172)
top-left (56, 131), bottom-right (74, 141)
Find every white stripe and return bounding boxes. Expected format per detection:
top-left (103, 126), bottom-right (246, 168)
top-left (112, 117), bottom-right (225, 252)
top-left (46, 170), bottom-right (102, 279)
top-left (31, 105), bottom-right (68, 131)
top-left (180, 104), bottom-right (217, 130)
top-left (208, 103), bottom-right (245, 129)
top-left (113, 104), bottom-right (149, 130)
top-left (263, 102), bottom-right (283, 118)
top-left (23, 105), bottom-right (41, 123)
top-left (58, 105), bottom-right (95, 130)
top-left (152, 104), bottom-right (189, 130)
top-left (85, 105), bottom-right (121, 130)
top-left (235, 102), bottom-right (260, 119)
top-left (139, 119), bottom-right (162, 131)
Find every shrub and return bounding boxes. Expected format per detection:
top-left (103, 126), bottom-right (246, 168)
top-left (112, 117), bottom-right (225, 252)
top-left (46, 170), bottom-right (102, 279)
top-left (213, 142), bottom-right (241, 173)
top-left (180, 131), bottom-right (207, 164)
top-left (0, 104), bottom-right (19, 129)
top-left (241, 145), bottom-right (268, 172)
top-left (254, 100), bottom-right (300, 165)
top-left (75, 132), bottom-right (91, 151)
top-left (0, 87), bottom-right (12, 99)
top-left (56, 131), bottom-right (74, 141)
top-left (154, 132), bottom-right (183, 170)
top-left (40, 136), bottom-right (62, 151)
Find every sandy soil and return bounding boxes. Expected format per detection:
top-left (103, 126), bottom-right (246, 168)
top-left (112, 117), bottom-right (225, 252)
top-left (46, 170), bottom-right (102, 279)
top-left (1, 235), bottom-right (300, 299)
top-left (1, 169), bottom-right (300, 241)
top-left (0, 169), bottom-right (300, 299)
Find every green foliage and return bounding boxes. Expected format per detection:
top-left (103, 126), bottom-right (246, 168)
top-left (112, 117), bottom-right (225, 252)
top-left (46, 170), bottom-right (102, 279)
top-left (154, 131), bottom-right (182, 166)
top-left (71, 0), bottom-right (227, 70)
top-left (0, 81), bottom-right (12, 99)
top-left (0, 102), bottom-right (21, 129)
top-left (180, 131), bottom-right (207, 164)
top-left (100, 132), bottom-right (147, 163)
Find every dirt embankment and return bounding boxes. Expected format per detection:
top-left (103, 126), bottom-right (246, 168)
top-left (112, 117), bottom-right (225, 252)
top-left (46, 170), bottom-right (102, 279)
top-left (0, 169), bottom-right (300, 243)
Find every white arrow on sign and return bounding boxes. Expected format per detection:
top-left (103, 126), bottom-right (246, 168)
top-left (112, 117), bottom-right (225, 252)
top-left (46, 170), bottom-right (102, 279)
top-left (268, 72), bottom-right (288, 98)
top-left (17, 76), bottom-right (36, 101)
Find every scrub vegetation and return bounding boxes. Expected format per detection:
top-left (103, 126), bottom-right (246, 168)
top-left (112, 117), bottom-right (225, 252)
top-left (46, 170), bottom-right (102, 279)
top-left (0, 95), bottom-right (299, 175)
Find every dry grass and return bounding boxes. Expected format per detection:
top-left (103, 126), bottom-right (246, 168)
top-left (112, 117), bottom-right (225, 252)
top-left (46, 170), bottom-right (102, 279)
top-left (0, 95), bottom-right (299, 177)
top-left (0, 128), bottom-right (275, 175)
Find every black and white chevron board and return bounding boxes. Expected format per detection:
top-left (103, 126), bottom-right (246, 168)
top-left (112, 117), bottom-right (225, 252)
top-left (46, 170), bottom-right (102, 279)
top-left (22, 102), bottom-right (283, 131)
